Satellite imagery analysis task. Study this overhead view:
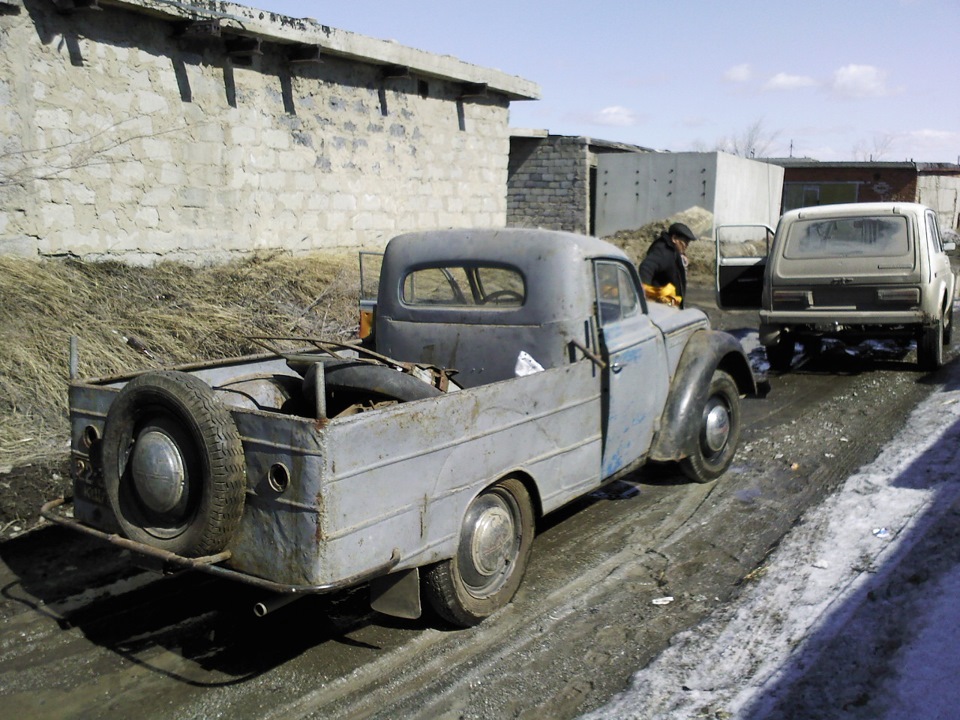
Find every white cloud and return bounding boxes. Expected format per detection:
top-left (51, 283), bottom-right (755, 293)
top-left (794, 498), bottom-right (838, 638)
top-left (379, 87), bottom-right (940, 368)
top-left (908, 128), bottom-right (957, 143)
top-left (589, 106), bottom-right (641, 127)
top-left (724, 63), bottom-right (752, 83)
top-left (831, 64), bottom-right (890, 98)
top-left (762, 72), bottom-right (818, 91)
top-left (898, 128), bottom-right (960, 161)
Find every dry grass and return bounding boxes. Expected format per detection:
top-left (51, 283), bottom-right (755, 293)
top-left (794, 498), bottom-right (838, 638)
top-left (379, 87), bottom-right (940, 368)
top-left (0, 251), bottom-right (360, 469)
top-left (0, 216), bottom-right (723, 469)
top-left (0, 216), bottom-right (723, 532)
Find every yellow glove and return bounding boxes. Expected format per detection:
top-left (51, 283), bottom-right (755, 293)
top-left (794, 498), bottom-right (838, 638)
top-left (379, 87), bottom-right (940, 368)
top-left (642, 282), bottom-right (682, 307)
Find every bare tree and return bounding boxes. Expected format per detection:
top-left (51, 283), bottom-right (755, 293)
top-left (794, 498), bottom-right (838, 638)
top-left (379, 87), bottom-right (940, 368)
top-left (715, 119), bottom-right (781, 158)
top-left (852, 134), bottom-right (895, 161)
top-left (0, 115), bottom-right (193, 189)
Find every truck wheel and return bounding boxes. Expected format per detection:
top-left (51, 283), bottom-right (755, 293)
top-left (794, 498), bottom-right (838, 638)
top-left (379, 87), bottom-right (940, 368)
top-left (803, 336), bottom-right (823, 358)
top-left (944, 302), bottom-right (954, 345)
top-left (423, 477), bottom-right (534, 627)
top-left (918, 320), bottom-right (944, 371)
top-left (679, 370), bottom-right (741, 484)
top-left (766, 336), bottom-right (795, 372)
top-left (101, 371), bottom-right (246, 557)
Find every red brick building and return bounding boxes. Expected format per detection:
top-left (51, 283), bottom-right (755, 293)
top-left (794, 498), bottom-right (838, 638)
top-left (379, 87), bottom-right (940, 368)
top-left (767, 160), bottom-right (960, 230)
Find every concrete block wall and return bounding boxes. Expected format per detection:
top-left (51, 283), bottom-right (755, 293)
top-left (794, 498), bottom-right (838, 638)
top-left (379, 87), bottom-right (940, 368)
top-left (918, 175), bottom-right (960, 230)
top-left (0, 1), bottom-right (525, 262)
top-left (595, 152), bottom-right (784, 238)
top-left (507, 135), bottom-right (589, 234)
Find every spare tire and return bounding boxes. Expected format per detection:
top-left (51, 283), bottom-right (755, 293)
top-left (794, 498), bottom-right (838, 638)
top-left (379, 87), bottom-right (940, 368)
top-left (302, 360), bottom-right (443, 417)
top-left (101, 370), bottom-right (246, 557)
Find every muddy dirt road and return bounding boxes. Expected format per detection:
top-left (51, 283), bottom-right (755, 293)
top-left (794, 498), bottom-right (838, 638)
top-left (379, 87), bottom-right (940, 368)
top-left (0, 295), bottom-right (949, 719)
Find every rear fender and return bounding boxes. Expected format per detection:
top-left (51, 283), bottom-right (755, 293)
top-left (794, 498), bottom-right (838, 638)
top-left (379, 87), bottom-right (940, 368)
top-left (650, 330), bottom-right (755, 462)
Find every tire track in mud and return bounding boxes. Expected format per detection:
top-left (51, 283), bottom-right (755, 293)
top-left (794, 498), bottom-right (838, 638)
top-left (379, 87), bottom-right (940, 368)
top-left (0, 338), bottom-right (946, 719)
top-left (266, 482), bottom-right (719, 720)
top-left (272, 360), bottom-right (939, 720)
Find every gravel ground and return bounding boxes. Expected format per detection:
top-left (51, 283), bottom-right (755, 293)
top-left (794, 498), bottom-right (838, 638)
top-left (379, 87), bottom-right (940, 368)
top-left (584, 355), bottom-right (960, 719)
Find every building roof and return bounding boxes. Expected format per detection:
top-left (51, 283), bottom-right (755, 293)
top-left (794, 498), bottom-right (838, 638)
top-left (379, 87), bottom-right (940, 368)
top-left (99, 0), bottom-right (541, 101)
top-left (764, 158), bottom-right (960, 173)
top-left (508, 132), bottom-right (656, 153)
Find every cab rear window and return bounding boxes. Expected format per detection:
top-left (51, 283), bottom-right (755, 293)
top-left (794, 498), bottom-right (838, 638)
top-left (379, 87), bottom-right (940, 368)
top-left (401, 265), bottom-right (525, 307)
top-left (783, 215), bottom-right (909, 259)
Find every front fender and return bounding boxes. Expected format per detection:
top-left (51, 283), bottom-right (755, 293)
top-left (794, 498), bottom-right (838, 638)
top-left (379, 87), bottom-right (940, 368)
top-left (650, 330), bottom-right (755, 462)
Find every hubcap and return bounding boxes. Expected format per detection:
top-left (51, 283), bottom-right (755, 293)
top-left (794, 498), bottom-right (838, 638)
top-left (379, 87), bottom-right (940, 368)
top-left (470, 504), bottom-right (513, 576)
top-left (130, 428), bottom-right (186, 515)
top-left (459, 492), bottom-right (519, 597)
top-left (702, 399), bottom-right (731, 455)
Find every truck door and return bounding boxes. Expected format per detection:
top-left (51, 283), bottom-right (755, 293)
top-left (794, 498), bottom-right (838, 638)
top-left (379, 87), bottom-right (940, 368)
top-left (358, 251), bottom-right (384, 340)
top-left (715, 224), bottom-right (773, 310)
top-left (594, 260), bottom-right (666, 478)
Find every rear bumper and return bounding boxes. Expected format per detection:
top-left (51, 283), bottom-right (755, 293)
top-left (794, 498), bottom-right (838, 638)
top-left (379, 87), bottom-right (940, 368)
top-left (40, 497), bottom-right (400, 595)
top-left (758, 310), bottom-right (933, 346)
top-left (760, 309), bottom-right (927, 327)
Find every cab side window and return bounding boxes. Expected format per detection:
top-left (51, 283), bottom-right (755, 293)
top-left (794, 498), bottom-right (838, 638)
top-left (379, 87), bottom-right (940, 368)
top-left (595, 261), bottom-right (641, 326)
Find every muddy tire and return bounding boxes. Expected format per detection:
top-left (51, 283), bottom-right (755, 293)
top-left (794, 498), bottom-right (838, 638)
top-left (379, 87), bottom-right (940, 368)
top-left (766, 336), bottom-right (795, 372)
top-left (803, 336), bottom-right (823, 358)
top-left (679, 370), bottom-right (741, 484)
top-left (944, 303), bottom-right (954, 345)
top-left (918, 320), bottom-right (944, 371)
top-left (101, 371), bottom-right (246, 557)
top-left (423, 478), bottom-right (534, 627)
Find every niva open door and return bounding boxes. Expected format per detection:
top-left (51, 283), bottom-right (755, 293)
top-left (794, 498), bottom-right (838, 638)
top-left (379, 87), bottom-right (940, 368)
top-left (715, 224), bottom-right (774, 310)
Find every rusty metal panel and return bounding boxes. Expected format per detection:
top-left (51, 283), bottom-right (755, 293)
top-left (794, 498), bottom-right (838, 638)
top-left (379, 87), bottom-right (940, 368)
top-left (378, 318), bottom-right (578, 388)
top-left (69, 383), bottom-right (119, 529)
top-left (320, 360), bottom-right (602, 578)
top-left (226, 411), bottom-right (327, 586)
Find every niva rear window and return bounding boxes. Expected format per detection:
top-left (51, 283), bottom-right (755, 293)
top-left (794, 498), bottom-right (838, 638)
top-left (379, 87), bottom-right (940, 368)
top-left (402, 265), bottom-right (525, 307)
top-left (783, 216), bottom-right (910, 259)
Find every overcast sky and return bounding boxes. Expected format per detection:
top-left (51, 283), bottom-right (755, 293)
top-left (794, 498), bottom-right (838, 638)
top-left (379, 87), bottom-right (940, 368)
top-left (244, 0), bottom-right (959, 163)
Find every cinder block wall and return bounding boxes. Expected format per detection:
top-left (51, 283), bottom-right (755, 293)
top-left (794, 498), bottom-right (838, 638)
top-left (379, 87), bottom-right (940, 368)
top-left (595, 152), bottom-right (784, 238)
top-left (507, 136), bottom-right (589, 234)
top-left (0, 1), bottom-right (512, 262)
top-left (918, 175), bottom-right (960, 230)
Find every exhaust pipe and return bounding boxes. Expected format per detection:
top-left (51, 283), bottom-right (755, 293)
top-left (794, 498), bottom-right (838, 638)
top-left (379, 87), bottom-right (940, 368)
top-left (253, 592), bottom-right (303, 618)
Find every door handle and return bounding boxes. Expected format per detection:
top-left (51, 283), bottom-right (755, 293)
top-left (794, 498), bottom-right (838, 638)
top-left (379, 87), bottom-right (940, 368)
top-left (611, 362), bottom-right (623, 374)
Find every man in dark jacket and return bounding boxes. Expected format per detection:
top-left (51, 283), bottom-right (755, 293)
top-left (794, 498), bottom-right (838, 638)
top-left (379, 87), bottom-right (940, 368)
top-left (639, 222), bottom-right (698, 308)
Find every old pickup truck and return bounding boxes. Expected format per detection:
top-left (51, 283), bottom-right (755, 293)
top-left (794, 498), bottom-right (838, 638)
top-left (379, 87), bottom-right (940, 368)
top-left (43, 228), bottom-right (756, 627)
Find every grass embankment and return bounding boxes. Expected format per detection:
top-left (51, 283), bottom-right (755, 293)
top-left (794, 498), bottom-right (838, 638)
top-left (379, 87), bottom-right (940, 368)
top-left (0, 210), bottom-right (719, 533)
top-left (0, 251), bottom-right (359, 470)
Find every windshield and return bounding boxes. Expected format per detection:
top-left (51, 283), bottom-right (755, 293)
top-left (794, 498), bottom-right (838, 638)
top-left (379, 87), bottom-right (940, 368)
top-left (783, 215), bottom-right (910, 259)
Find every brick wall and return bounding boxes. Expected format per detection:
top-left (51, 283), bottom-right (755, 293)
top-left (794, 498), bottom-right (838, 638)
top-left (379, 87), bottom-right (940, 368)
top-left (507, 136), bottom-right (589, 234)
top-left (782, 167), bottom-right (919, 204)
top-left (0, 1), bottom-right (517, 262)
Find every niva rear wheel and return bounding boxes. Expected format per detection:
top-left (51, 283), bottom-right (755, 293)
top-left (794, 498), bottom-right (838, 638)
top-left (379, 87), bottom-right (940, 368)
top-left (766, 336), bottom-right (795, 373)
top-left (918, 320), bottom-right (944, 371)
